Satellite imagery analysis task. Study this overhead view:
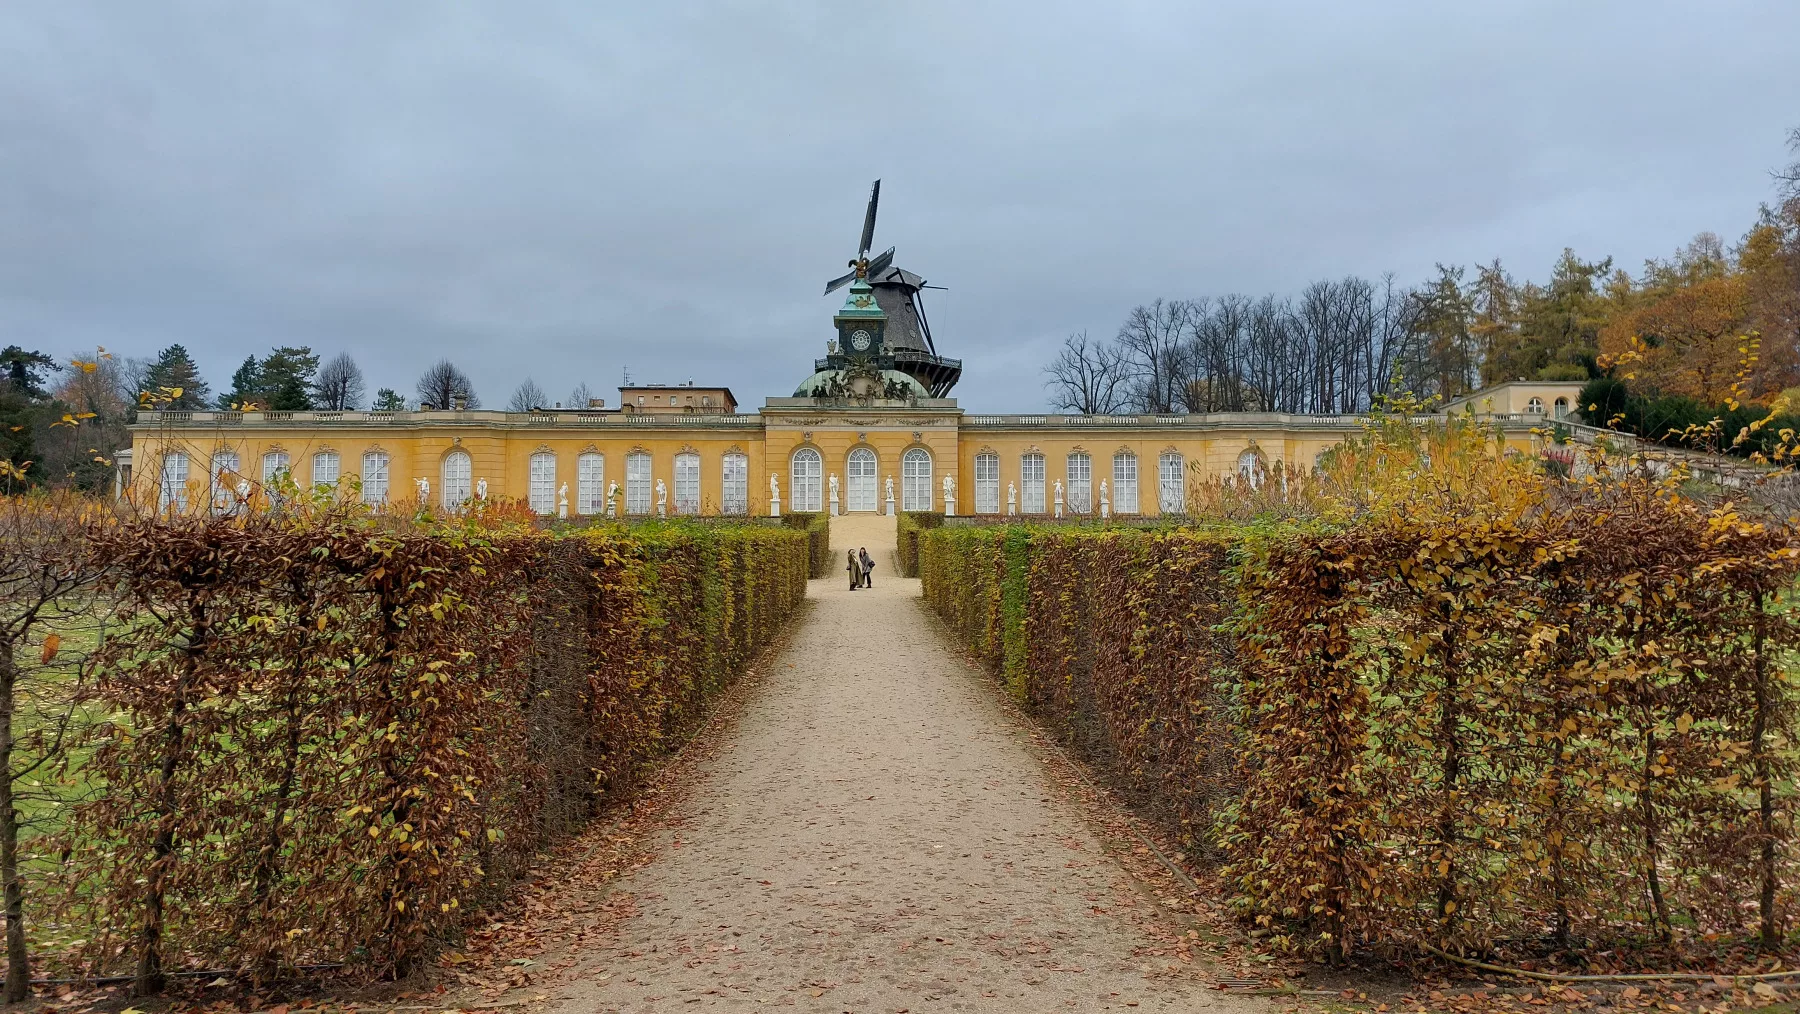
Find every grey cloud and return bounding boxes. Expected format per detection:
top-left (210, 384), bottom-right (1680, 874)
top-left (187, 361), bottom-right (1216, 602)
top-left (2, 1), bottom-right (1797, 411)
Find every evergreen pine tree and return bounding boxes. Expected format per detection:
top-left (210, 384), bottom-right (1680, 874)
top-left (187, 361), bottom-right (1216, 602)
top-left (219, 355), bottom-right (264, 409)
top-left (142, 345), bottom-right (211, 409)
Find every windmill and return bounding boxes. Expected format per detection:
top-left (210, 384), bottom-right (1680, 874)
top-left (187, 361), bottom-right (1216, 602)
top-left (823, 180), bottom-right (894, 296)
top-left (816, 182), bottom-right (958, 398)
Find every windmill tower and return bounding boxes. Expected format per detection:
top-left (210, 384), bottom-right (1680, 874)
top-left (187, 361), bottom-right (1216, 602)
top-left (818, 181), bottom-right (962, 397)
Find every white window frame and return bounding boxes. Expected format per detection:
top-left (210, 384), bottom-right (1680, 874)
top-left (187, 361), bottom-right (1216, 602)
top-left (846, 447), bottom-right (878, 512)
top-left (529, 451), bottom-right (556, 514)
top-left (721, 452), bottom-right (748, 515)
top-left (210, 450), bottom-right (240, 512)
top-left (1065, 451), bottom-right (1091, 514)
top-left (1236, 449), bottom-right (1262, 490)
top-left (674, 452), bottom-right (701, 514)
top-left (159, 451), bottom-right (189, 513)
top-left (1158, 451), bottom-right (1184, 514)
top-left (262, 450), bottom-right (290, 486)
top-left (901, 448), bottom-right (932, 512)
top-left (311, 450), bottom-right (340, 489)
top-left (441, 450), bottom-right (472, 508)
top-left (974, 452), bottom-right (1000, 514)
top-left (577, 452), bottom-right (605, 515)
top-left (791, 447), bottom-right (822, 513)
top-left (1113, 452), bottom-right (1139, 514)
top-left (1021, 453), bottom-right (1046, 514)
top-left (625, 452), bottom-right (652, 515)
top-left (1553, 397), bottom-right (1568, 419)
top-left (361, 450), bottom-right (390, 504)
top-left (1527, 397), bottom-right (1544, 414)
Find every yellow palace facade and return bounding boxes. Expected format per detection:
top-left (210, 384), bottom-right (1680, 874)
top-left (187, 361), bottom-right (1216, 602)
top-left (118, 393), bottom-right (1555, 521)
top-left (117, 201), bottom-right (1559, 518)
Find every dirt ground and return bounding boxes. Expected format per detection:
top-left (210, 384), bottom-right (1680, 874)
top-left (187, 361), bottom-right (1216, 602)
top-left (518, 514), bottom-right (1263, 1013)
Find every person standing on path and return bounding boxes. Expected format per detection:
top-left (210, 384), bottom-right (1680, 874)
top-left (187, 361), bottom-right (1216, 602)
top-left (846, 548), bottom-right (862, 591)
top-left (859, 547), bottom-right (875, 588)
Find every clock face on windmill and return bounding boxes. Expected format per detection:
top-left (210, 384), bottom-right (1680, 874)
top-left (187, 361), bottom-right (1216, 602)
top-left (849, 330), bottom-right (872, 352)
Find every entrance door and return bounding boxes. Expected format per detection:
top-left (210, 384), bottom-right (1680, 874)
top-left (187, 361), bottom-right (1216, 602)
top-left (847, 448), bottom-right (878, 511)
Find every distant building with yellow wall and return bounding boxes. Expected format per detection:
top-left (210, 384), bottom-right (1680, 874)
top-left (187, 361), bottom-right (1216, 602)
top-left (118, 196), bottom-right (1554, 518)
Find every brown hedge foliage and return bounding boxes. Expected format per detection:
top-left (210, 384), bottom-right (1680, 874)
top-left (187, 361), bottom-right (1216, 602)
top-left (782, 512), bottom-right (832, 578)
top-left (41, 511), bottom-right (805, 991)
top-left (922, 526), bottom-right (1241, 854)
top-left (895, 512), bottom-right (944, 578)
top-left (919, 485), bottom-right (1800, 960)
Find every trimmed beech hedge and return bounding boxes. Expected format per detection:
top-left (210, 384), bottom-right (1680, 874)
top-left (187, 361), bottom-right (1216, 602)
top-left (895, 511), bottom-right (944, 577)
top-left (920, 488), bottom-right (1800, 960)
top-left (18, 509), bottom-right (806, 990)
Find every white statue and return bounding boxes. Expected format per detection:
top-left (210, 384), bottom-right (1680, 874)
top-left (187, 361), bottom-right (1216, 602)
top-left (606, 480), bottom-right (620, 517)
top-left (415, 477), bottom-right (430, 499)
top-left (1054, 479), bottom-right (1063, 496)
top-left (476, 478), bottom-right (488, 500)
top-left (655, 478), bottom-right (667, 517)
top-left (885, 476), bottom-right (894, 499)
top-left (1100, 479), bottom-right (1111, 520)
top-left (770, 473), bottom-right (780, 499)
top-left (234, 478), bottom-right (251, 501)
top-left (1007, 482), bottom-right (1017, 515)
top-left (559, 481), bottom-right (568, 501)
top-left (557, 481), bottom-right (569, 519)
top-left (943, 475), bottom-right (953, 498)
top-left (828, 474), bottom-right (839, 499)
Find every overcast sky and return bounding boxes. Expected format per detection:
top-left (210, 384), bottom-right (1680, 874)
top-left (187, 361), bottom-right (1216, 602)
top-left (3, 2), bottom-right (1797, 412)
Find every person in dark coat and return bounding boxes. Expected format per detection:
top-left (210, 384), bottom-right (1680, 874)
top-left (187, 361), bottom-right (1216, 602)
top-left (847, 548), bottom-right (862, 591)
top-left (859, 547), bottom-right (875, 588)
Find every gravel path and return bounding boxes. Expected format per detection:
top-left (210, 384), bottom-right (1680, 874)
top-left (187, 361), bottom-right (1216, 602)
top-left (548, 515), bottom-right (1259, 1013)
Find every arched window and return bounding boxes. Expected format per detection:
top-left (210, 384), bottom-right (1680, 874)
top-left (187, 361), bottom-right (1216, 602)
top-left (1236, 449), bottom-right (1263, 490)
top-left (1157, 451), bottom-right (1184, 515)
top-left (902, 448), bottom-right (933, 511)
top-left (846, 447), bottom-right (878, 511)
top-left (721, 452), bottom-right (749, 514)
top-left (674, 452), bottom-right (701, 514)
top-left (625, 451), bottom-right (652, 514)
top-left (1065, 451), bottom-right (1091, 514)
top-left (791, 447), bottom-right (823, 513)
top-left (1527, 396), bottom-right (1544, 414)
top-left (361, 450), bottom-right (390, 504)
top-left (441, 450), bottom-right (472, 508)
top-left (210, 450), bottom-right (240, 513)
top-left (311, 450), bottom-right (340, 490)
top-left (159, 451), bottom-right (190, 513)
top-left (1113, 451), bottom-right (1139, 514)
top-left (1021, 453), bottom-right (1046, 514)
top-left (1553, 397), bottom-right (1569, 419)
top-left (262, 450), bottom-right (290, 486)
top-left (529, 451), bottom-right (557, 514)
top-left (577, 452), bottom-right (605, 515)
top-left (974, 452), bottom-right (1000, 515)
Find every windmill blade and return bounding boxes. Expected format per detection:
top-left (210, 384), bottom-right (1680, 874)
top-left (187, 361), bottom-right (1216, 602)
top-left (858, 179), bottom-right (880, 257)
top-left (864, 246), bottom-right (895, 280)
top-left (823, 268), bottom-right (857, 296)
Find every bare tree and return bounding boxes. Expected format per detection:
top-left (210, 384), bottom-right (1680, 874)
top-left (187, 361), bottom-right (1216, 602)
top-left (415, 360), bottom-right (479, 410)
top-left (0, 496), bottom-right (97, 1000)
top-left (312, 353), bottom-right (366, 410)
top-left (1776, 126), bottom-right (1800, 193)
top-left (568, 382), bottom-right (594, 409)
top-left (508, 378), bottom-right (549, 413)
top-left (1116, 299), bottom-right (1194, 414)
top-left (1043, 331), bottom-right (1131, 414)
